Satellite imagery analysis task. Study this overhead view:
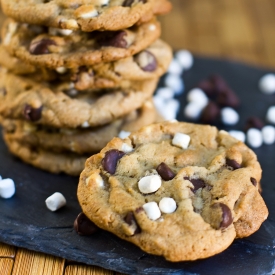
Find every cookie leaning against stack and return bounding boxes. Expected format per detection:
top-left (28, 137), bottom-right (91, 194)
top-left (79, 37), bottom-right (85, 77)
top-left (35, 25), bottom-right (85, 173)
top-left (78, 121), bottom-right (268, 261)
top-left (0, 0), bottom-right (173, 175)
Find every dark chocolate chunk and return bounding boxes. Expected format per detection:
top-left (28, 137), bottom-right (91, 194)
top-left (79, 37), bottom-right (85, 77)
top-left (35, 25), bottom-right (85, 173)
top-left (29, 38), bottom-right (56, 55)
top-left (244, 116), bottom-right (265, 132)
top-left (97, 31), bottom-right (128, 48)
top-left (184, 177), bottom-right (206, 192)
top-left (124, 212), bottom-right (141, 234)
top-left (216, 88), bottom-right (240, 108)
top-left (226, 158), bottom-right (241, 170)
top-left (102, 149), bottom-right (125, 174)
top-left (74, 212), bottom-right (99, 236)
top-left (156, 162), bottom-right (175, 181)
top-left (217, 203), bottom-right (233, 229)
top-left (122, 0), bottom-right (146, 6)
top-left (250, 177), bottom-right (258, 187)
top-left (135, 51), bottom-right (157, 72)
top-left (200, 101), bottom-right (221, 124)
top-left (23, 104), bottom-right (43, 121)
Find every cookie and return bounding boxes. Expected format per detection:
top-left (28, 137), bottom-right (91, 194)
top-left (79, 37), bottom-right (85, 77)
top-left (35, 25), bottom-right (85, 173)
top-left (2, 100), bottom-right (159, 154)
top-left (1, 0), bottom-right (171, 32)
top-left (4, 136), bottom-right (86, 176)
top-left (2, 18), bottom-right (161, 69)
top-left (0, 72), bottom-right (158, 128)
top-left (77, 121), bottom-right (268, 261)
top-left (1, 38), bottom-right (172, 91)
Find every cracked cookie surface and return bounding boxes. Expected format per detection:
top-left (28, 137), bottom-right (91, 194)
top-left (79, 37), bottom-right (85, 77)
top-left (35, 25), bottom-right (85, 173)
top-left (77, 121), bottom-right (268, 261)
top-left (2, 18), bottom-right (161, 68)
top-left (1, 0), bottom-right (171, 32)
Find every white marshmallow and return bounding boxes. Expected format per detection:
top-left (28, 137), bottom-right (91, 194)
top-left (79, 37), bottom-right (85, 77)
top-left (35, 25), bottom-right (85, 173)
top-left (159, 197), bottom-right (177, 214)
top-left (78, 9), bottom-right (98, 19)
top-left (247, 128), bottom-right (263, 148)
top-left (121, 143), bottom-right (133, 153)
top-left (262, 125), bottom-right (275, 145)
top-left (187, 88), bottom-right (208, 108)
top-left (118, 130), bottom-right (131, 139)
top-left (81, 121), bottom-right (90, 128)
top-left (143, 202), bottom-right (161, 221)
top-left (56, 67), bottom-right (67, 74)
top-left (148, 24), bottom-right (156, 31)
top-left (45, 192), bottom-right (66, 212)
top-left (175, 50), bottom-right (194, 70)
top-left (266, 106), bottom-right (275, 124)
top-left (138, 175), bottom-right (162, 194)
top-left (221, 107), bottom-right (239, 125)
top-left (259, 74), bottom-right (275, 94)
top-left (156, 98), bottom-right (180, 121)
top-left (172, 132), bottom-right (191, 149)
top-left (164, 74), bottom-right (184, 95)
top-left (85, 174), bottom-right (104, 187)
top-left (153, 95), bottom-right (165, 110)
top-left (184, 102), bottom-right (203, 120)
top-left (0, 178), bottom-right (15, 199)
top-left (228, 130), bottom-right (246, 143)
top-left (155, 87), bottom-right (175, 100)
top-left (167, 59), bottom-right (183, 75)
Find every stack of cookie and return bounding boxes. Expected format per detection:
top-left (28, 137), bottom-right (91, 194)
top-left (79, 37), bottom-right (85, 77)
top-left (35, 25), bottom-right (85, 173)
top-left (0, 0), bottom-right (172, 175)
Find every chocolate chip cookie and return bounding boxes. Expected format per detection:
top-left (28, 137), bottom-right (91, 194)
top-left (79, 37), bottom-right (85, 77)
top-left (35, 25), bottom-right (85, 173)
top-left (2, 18), bottom-right (161, 68)
top-left (1, 0), bottom-right (171, 32)
top-left (4, 136), bottom-right (87, 176)
top-left (77, 121), bottom-right (268, 261)
top-left (0, 72), bottom-right (158, 128)
top-left (2, 100), bottom-right (159, 154)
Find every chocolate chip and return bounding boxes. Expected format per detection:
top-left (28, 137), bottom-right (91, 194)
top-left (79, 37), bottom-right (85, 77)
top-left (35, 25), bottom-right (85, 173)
top-left (250, 177), bottom-right (257, 187)
top-left (135, 206), bottom-right (144, 214)
top-left (97, 31), bottom-right (128, 48)
top-left (135, 51), bottom-right (157, 72)
top-left (197, 79), bottom-right (215, 98)
top-left (124, 212), bottom-right (141, 235)
top-left (122, 0), bottom-right (146, 6)
top-left (102, 149), bottom-right (125, 174)
top-left (216, 88), bottom-right (240, 108)
top-left (74, 212), bottom-right (99, 236)
top-left (156, 162), bottom-right (175, 181)
top-left (184, 177), bottom-right (206, 192)
top-left (210, 74), bottom-right (228, 92)
top-left (200, 101), bottom-right (220, 124)
top-left (23, 104), bottom-right (43, 121)
top-left (244, 116), bottom-right (264, 132)
top-left (214, 203), bottom-right (233, 229)
top-left (226, 158), bottom-right (241, 170)
top-left (29, 38), bottom-right (56, 55)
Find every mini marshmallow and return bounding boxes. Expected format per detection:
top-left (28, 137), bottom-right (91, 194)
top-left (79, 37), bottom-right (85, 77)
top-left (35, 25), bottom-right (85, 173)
top-left (259, 74), bottom-right (275, 94)
top-left (0, 178), bottom-right (15, 199)
top-left (156, 98), bottom-right (180, 120)
top-left (121, 143), bottom-right (133, 153)
top-left (229, 130), bottom-right (246, 143)
top-left (247, 128), bottom-right (263, 148)
top-left (56, 67), bottom-right (67, 74)
top-left (167, 59), bottom-right (183, 75)
top-left (175, 50), bottom-right (194, 70)
top-left (45, 192), bottom-right (66, 212)
top-left (143, 202), bottom-right (161, 221)
top-left (81, 121), bottom-right (90, 128)
top-left (159, 197), bottom-right (177, 214)
top-left (184, 102), bottom-right (203, 120)
top-left (153, 95), bottom-right (165, 111)
top-left (172, 132), bottom-right (191, 149)
top-left (221, 107), bottom-right (239, 125)
top-left (262, 125), bottom-right (275, 145)
top-left (164, 74), bottom-right (184, 95)
top-left (187, 88), bottom-right (208, 108)
top-left (148, 24), bottom-right (156, 31)
top-left (77, 8), bottom-right (98, 19)
top-left (86, 174), bottom-right (104, 187)
top-left (266, 106), bottom-right (275, 124)
top-left (118, 130), bottom-right (131, 139)
top-left (155, 87), bottom-right (175, 100)
top-left (138, 175), bottom-right (162, 194)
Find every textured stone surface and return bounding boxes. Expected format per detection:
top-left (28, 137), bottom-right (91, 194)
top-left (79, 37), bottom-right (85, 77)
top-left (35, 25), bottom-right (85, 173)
top-left (0, 57), bottom-right (275, 274)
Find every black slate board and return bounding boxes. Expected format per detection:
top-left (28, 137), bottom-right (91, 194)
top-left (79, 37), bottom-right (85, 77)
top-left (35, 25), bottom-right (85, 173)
top-left (1, 57), bottom-right (275, 275)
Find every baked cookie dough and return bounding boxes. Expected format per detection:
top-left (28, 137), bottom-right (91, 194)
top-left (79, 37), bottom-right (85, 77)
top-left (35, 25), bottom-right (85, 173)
top-left (0, 72), bottom-right (158, 128)
top-left (2, 18), bottom-right (161, 68)
top-left (2, 100), bottom-right (159, 154)
top-left (77, 121), bottom-right (268, 261)
top-left (1, 0), bottom-right (171, 32)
